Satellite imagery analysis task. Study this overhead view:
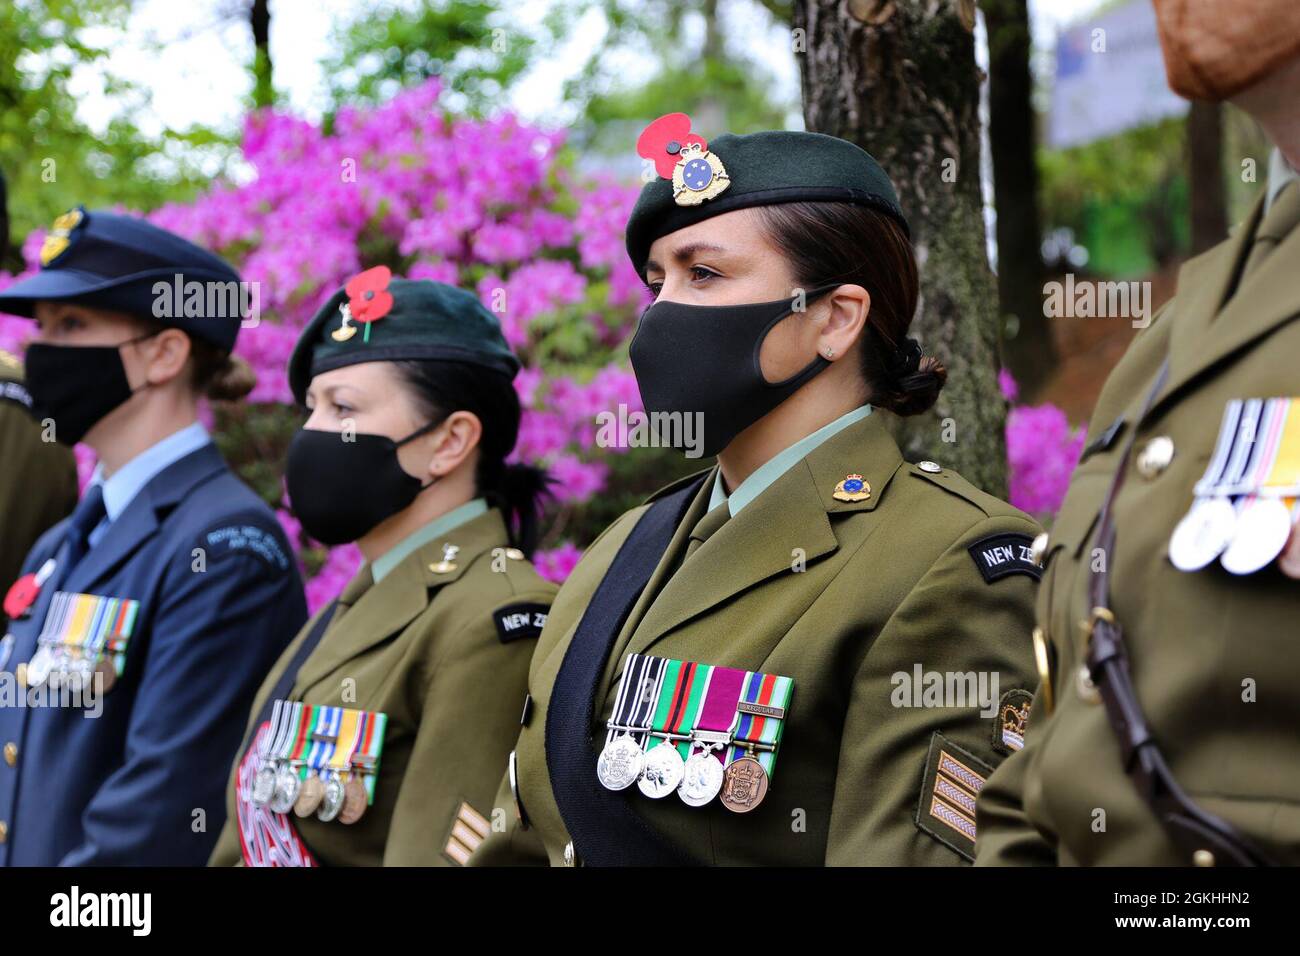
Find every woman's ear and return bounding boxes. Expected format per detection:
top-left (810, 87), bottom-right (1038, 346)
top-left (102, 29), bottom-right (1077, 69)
top-left (426, 410), bottom-right (483, 479)
top-left (818, 284), bottom-right (871, 361)
top-left (136, 328), bottom-right (192, 387)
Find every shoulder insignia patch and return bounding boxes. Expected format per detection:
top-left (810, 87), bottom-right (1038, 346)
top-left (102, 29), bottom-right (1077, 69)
top-left (200, 520), bottom-right (292, 573)
top-left (991, 689), bottom-right (1033, 755)
top-left (915, 731), bottom-right (994, 862)
top-left (0, 380), bottom-right (33, 410)
top-left (444, 801), bottom-right (491, 865)
top-left (493, 602), bottom-right (549, 643)
top-left (967, 532), bottom-right (1042, 584)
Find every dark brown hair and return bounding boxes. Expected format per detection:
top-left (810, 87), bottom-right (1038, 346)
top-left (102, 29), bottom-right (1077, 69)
top-left (396, 360), bottom-right (553, 557)
top-left (190, 340), bottom-right (256, 402)
top-left (132, 317), bottom-right (256, 402)
top-left (755, 202), bottom-right (946, 416)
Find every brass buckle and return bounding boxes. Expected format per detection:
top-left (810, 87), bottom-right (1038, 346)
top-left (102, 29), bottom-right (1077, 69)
top-left (1078, 606), bottom-right (1116, 643)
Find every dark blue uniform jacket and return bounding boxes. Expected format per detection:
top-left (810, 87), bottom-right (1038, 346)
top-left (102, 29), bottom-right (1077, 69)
top-left (0, 442), bottom-right (305, 865)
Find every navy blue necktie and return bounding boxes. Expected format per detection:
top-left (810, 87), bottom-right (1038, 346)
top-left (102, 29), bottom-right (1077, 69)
top-left (62, 483), bottom-right (107, 573)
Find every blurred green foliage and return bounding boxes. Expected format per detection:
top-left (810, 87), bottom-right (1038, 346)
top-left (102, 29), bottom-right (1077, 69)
top-left (321, 0), bottom-right (538, 121)
top-left (0, 0), bottom-right (233, 269)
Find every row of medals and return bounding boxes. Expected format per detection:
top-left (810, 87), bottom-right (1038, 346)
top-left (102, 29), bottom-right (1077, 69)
top-left (24, 642), bottom-right (117, 692)
top-left (251, 760), bottom-right (370, 825)
top-left (596, 730), bottom-right (770, 813)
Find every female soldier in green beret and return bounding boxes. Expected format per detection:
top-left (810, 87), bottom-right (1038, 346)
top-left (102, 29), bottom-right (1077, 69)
top-left (210, 270), bottom-right (556, 866)
top-left (471, 115), bottom-right (1040, 866)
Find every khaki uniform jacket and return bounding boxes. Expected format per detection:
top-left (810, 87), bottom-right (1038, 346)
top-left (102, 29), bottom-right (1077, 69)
top-left (471, 412), bottom-right (1041, 866)
top-left (976, 193), bottom-right (1300, 866)
top-left (0, 353), bottom-right (77, 601)
top-left (210, 507), bottom-right (556, 866)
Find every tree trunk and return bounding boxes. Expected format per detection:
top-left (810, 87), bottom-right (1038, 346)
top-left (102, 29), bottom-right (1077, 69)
top-left (794, 0), bottom-right (1008, 497)
top-left (984, 0), bottom-right (1056, 400)
top-left (1187, 100), bottom-right (1227, 255)
top-left (250, 0), bottom-right (274, 109)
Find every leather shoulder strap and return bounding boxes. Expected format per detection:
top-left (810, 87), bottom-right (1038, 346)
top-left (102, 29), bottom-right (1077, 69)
top-left (1086, 363), bottom-right (1272, 866)
top-left (545, 477), bottom-right (705, 866)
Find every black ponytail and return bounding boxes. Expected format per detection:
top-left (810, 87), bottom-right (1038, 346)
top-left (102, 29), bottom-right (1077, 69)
top-left (395, 360), bottom-right (554, 557)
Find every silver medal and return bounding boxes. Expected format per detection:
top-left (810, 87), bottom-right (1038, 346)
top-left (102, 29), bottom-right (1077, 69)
top-left (678, 749), bottom-right (725, 806)
top-left (1169, 497), bottom-right (1237, 571)
top-left (26, 645), bottom-right (55, 688)
top-left (317, 773), bottom-right (346, 822)
top-left (596, 735), bottom-right (644, 791)
top-left (1221, 497), bottom-right (1293, 575)
top-left (269, 763), bottom-right (301, 813)
top-left (251, 762), bottom-right (277, 806)
top-left (637, 742), bottom-right (685, 799)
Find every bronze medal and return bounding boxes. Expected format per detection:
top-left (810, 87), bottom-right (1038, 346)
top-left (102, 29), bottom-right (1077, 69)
top-left (339, 774), bottom-right (368, 824)
top-left (720, 755), bottom-right (769, 813)
top-left (294, 773), bottom-right (325, 817)
top-left (93, 657), bottom-right (117, 694)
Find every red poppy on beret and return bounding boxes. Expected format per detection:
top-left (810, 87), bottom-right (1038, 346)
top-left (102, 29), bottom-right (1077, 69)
top-left (636, 113), bottom-right (707, 180)
top-left (345, 265), bottom-right (394, 324)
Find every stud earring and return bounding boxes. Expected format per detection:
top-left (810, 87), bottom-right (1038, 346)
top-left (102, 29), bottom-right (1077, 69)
top-left (824, 346), bottom-right (835, 359)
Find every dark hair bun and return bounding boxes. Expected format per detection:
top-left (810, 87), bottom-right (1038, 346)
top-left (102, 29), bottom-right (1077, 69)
top-left (887, 354), bottom-right (947, 416)
top-left (205, 354), bottom-right (257, 402)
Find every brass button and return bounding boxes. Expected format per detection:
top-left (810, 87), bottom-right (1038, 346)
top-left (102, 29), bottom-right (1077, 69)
top-left (1029, 532), bottom-right (1049, 567)
top-left (0, 821), bottom-right (7, 844)
top-left (2, 743), bottom-right (15, 767)
top-left (14, 663), bottom-right (25, 689)
top-left (1135, 436), bottom-right (1175, 479)
top-left (1193, 849), bottom-right (1216, 867)
top-left (562, 840), bottom-right (577, 867)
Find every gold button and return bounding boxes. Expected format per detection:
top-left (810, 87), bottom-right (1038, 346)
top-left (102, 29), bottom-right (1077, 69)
top-left (2, 743), bottom-right (15, 767)
top-left (0, 821), bottom-right (7, 844)
top-left (14, 663), bottom-right (25, 688)
top-left (1135, 436), bottom-right (1175, 479)
top-left (562, 840), bottom-right (577, 867)
top-left (1193, 849), bottom-right (1216, 867)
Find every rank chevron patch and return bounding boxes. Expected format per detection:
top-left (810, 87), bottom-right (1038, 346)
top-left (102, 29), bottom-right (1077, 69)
top-left (915, 731), bottom-right (994, 861)
top-left (444, 801), bottom-right (491, 865)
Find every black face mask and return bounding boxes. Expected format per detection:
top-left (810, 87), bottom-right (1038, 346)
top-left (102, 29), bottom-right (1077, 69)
top-left (629, 283), bottom-right (839, 458)
top-left (24, 333), bottom-right (158, 446)
top-left (285, 422), bottom-right (441, 546)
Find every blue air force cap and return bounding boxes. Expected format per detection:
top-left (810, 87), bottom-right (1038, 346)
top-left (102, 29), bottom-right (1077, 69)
top-left (0, 207), bottom-right (247, 351)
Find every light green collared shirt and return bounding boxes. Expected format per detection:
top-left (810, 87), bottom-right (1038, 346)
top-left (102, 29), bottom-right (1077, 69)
top-left (708, 405), bottom-right (873, 517)
top-left (371, 497), bottom-right (489, 582)
top-left (1265, 147), bottom-right (1299, 214)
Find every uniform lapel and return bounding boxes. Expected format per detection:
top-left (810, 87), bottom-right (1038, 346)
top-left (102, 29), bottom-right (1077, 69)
top-left (293, 508), bottom-right (509, 692)
top-left (1154, 193), bottom-right (1300, 416)
top-left (624, 412), bottom-right (903, 660)
top-left (62, 443), bottom-right (225, 594)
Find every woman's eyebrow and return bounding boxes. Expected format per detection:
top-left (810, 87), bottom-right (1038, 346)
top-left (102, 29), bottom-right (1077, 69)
top-left (670, 241), bottom-right (728, 263)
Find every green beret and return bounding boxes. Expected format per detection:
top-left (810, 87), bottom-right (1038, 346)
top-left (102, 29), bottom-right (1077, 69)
top-left (288, 269), bottom-right (520, 404)
top-left (626, 121), bottom-right (909, 279)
